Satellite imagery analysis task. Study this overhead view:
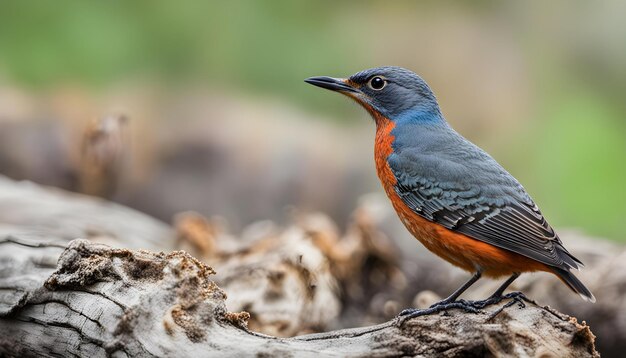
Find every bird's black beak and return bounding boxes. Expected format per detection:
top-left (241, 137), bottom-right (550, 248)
top-left (304, 76), bottom-right (359, 93)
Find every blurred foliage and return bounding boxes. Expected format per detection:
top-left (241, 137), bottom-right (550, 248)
top-left (0, 0), bottom-right (624, 241)
top-left (0, 0), bottom-right (367, 114)
top-left (514, 90), bottom-right (626, 242)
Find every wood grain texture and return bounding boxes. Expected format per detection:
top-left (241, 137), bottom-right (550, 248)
top-left (0, 238), bottom-right (599, 357)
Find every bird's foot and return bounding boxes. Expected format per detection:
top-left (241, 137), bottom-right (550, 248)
top-left (397, 299), bottom-right (480, 324)
top-left (397, 292), bottom-right (529, 325)
top-left (469, 291), bottom-right (527, 309)
top-left (483, 292), bottom-right (528, 320)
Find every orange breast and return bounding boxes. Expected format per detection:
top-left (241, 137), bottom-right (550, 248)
top-left (372, 114), bottom-right (548, 277)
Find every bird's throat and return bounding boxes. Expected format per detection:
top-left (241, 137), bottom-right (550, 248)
top-left (374, 119), bottom-right (398, 190)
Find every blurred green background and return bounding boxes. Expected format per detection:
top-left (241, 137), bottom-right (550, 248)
top-left (0, 0), bottom-right (624, 241)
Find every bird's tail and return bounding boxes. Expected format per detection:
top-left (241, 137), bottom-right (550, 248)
top-left (552, 267), bottom-right (596, 303)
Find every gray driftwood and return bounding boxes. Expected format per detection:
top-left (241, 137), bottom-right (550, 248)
top-left (0, 176), bottom-right (172, 251)
top-left (0, 238), bottom-right (598, 357)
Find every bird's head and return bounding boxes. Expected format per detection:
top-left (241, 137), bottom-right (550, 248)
top-left (305, 66), bottom-right (443, 125)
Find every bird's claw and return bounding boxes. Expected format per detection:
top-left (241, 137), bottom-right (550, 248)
top-left (397, 292), bottom-right (528, 323)
top-left (398, 308), bottom-right (418, 316)
top-left (397, 300), bottom-right (481, 321)
top-left (469, 291), bottom-right (527, 309)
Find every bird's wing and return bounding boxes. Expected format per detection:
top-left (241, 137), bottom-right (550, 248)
top-left (388, 147), bottom-right (583, 271)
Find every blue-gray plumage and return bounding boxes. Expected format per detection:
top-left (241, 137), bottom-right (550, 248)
top-left (388, 122), bottom-right (582, 270)
top-left (305, 66), bottom-right (594, 306)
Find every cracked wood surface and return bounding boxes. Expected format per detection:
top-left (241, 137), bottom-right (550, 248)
top-left (0, 238), bottom-right (599, 357)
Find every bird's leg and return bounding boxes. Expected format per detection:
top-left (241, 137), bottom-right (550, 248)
top-left (470, 272), bottom-right (525, 309)
top-left (431, 270), bottom-right (483, 307)
top-left (398, 270), bottom-right (482, 318)
top-left (490, 272), bottom-right (520, 298)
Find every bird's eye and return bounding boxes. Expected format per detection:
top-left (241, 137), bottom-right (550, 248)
top-left (368, 76), bottom-right (387, 90)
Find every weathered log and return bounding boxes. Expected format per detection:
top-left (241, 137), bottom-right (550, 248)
top-left (0, 175), bottom-right (172, 251)
top-left (0, 238), bottom-right (598, 357)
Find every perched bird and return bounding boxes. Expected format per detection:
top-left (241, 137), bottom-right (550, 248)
top-left (305, 67), bottom-right (594, 316)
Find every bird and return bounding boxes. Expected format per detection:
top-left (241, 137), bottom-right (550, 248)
top-left (305, 66), bottom-right (594, 317)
